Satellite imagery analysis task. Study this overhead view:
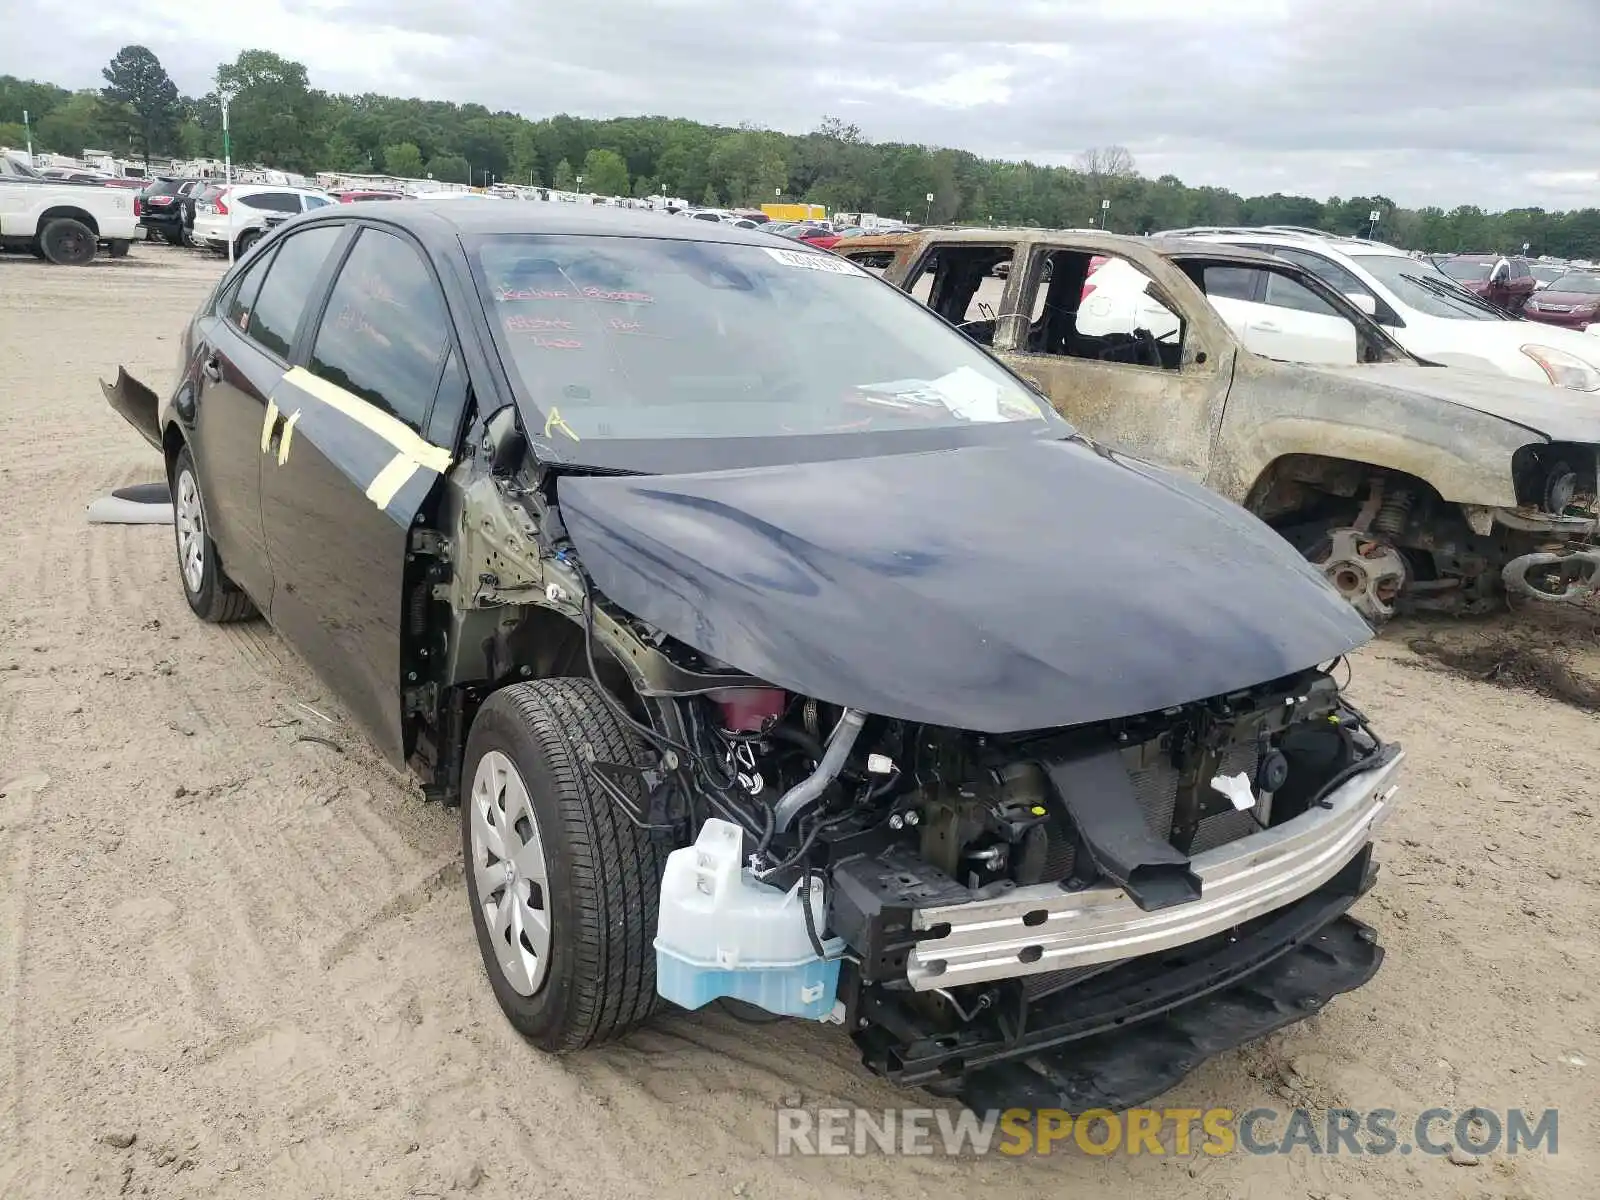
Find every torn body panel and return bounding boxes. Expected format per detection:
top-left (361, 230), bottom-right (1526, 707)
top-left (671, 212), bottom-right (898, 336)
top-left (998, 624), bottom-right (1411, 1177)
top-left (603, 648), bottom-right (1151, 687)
top-left (100, 367), bottom-right (163, 450)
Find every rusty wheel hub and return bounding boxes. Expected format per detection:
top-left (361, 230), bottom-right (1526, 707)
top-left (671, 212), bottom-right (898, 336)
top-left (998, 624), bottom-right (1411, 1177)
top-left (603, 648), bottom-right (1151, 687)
top-left (1312, 528), bottom-right (1408, 625)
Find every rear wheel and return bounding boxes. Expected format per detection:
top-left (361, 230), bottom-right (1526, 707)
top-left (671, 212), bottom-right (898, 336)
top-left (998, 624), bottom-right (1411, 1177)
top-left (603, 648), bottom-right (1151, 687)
top-left (39, 218), bottom-right (97, 266)
top-left (235, 229), bottom-right (261, 258)
top-left (106, 239), bottom-right (130, 258)
top-left (461, 679), bottom-right (667, 1053)
top-left (171, 447), bottom-right (257, 623)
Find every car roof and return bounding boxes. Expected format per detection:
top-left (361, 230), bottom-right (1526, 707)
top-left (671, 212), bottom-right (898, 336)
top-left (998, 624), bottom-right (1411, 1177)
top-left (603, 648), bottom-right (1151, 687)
top-left (1162, 228), bottom-right (1410, 257)
top-left (296, 199), bottom-right (805, 249)
top-left (895, 226), bottom-right (1291, 267)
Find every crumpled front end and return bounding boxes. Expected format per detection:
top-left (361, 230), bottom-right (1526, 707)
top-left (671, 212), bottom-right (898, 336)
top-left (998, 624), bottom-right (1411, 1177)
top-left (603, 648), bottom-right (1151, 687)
top-left (641, 651), bottom-right (1402, 1112)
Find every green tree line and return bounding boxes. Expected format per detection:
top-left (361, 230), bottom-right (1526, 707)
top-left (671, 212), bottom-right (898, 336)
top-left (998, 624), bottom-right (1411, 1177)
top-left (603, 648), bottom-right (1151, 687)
top-left (4, 47), bottom-right (1599, 257)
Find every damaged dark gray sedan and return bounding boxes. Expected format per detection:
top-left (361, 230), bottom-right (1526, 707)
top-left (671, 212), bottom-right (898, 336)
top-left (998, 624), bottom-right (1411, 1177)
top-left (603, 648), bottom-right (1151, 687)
top-left (102, 202), bottom-right (1404, 1112)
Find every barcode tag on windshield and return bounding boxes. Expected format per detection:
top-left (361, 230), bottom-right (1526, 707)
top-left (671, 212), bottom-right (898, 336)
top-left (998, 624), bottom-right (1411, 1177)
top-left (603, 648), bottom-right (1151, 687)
top-left (764, 247), bottom-right (866, 275)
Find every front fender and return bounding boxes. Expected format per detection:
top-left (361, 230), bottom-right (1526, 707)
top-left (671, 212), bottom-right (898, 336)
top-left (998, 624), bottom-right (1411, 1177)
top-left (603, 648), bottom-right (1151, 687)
top-left (1211, 361), bottom-right (1537, 507)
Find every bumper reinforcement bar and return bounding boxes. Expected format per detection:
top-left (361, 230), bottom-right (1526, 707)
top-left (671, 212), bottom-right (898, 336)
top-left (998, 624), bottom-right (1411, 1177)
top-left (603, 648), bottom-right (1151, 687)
top-left (906, 749), bottom-right (1403, 990)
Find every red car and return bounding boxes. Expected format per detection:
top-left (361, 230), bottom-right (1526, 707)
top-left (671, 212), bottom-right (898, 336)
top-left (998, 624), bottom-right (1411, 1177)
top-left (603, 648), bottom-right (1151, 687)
top-left (1436, 254), bottom-right (1536, 313)
top-left (1522, 271), bottom-right (1600, 331)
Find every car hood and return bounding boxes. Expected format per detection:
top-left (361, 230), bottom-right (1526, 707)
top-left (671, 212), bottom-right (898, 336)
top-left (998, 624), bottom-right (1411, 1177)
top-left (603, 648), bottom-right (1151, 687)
top-left (558, 438), bottom-right (1371, 732)
top-left (1304, 361), bottom-right (1600, 442)
top-left (1529, 291), bottom-right (1600, 309)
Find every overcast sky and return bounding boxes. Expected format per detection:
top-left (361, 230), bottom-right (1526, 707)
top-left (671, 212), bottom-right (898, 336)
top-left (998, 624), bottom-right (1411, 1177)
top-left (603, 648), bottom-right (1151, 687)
top-left (6, 0), bottom-right (1598, 210)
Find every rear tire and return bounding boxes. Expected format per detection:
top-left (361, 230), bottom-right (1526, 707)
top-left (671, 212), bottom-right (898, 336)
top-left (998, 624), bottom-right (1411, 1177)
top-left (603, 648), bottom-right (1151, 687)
top-left (39, 218), bottom-right (97, 266)
top-left (461, 679), bottom-right (667, 1053)
top-left (106, 239), bottom-right (130, 259)
top-left (161, 229), bottom-right (185, 246)
top-left (236, 229), bottom-right (261, 258)
top-left (171, 446), bottom-right (257, 623)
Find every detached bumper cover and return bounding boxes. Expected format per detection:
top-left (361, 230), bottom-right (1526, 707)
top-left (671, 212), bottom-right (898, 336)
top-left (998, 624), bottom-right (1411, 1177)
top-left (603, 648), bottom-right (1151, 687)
top-left (907, 748), bottom-right (1403, 990)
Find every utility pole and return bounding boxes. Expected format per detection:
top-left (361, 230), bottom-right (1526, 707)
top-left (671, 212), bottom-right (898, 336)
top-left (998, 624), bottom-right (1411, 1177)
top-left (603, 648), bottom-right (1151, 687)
top-left (220, 89), bottom-right (235, 264)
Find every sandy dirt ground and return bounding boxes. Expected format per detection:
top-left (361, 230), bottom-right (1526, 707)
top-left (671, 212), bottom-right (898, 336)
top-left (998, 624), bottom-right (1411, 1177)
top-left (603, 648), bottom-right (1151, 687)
top-left (1, 243), bottom-right (1596, 1200)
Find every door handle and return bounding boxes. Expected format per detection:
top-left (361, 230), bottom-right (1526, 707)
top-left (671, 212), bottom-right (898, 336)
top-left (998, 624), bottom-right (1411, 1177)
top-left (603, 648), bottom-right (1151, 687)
top-left (1249, 321), bottom-right (1281, 332)
top-left (201, 355), bottom-right (223, 382)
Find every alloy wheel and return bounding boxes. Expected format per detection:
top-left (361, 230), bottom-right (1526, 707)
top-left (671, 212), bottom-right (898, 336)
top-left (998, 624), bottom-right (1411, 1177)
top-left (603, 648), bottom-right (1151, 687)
top-left (469, 750), bottom-right (553, 996)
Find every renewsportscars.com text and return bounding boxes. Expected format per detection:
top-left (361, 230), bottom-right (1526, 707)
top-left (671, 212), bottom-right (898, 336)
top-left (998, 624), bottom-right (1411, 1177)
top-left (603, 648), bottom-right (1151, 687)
top-left (774, 1106), bottom-right (1558, 1158)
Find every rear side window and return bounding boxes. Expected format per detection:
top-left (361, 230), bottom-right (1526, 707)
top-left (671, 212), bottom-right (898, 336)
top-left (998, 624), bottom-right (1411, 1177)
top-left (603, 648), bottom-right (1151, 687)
top-left (244, 226), bottom-right (344, 358)
top-left (1263, 270), bottom-right (1341, 316)
top-left (240, 192), bottom-right (301, 214)
top-left (303, 195), bottom-right (332, 209)
top-left (308, 228), bottom-right (449, 431)
top-left (1202, 266), bottom-right (1260, 301)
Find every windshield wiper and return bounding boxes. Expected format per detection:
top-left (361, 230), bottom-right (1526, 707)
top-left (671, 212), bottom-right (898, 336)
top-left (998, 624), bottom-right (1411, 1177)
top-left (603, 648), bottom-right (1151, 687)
top-left (1401, 272), bottom-right (1513, 319)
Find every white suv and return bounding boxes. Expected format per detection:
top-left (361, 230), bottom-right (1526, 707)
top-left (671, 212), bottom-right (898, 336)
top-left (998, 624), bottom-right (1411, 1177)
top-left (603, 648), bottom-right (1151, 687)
top-left (191, 184), bottom-right (333, 256)
top-left (1158, 227), bottom-right (1600, 391)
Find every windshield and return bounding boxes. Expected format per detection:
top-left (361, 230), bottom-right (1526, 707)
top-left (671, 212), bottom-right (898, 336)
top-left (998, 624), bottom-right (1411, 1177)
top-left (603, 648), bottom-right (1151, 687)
top-left (1438, 258), bottom-right (1492, 282)
top-left (1531, 264), bottom-right (1567, 284)
top-left (2, 153), bottom-right (42, 179)
top-left (470, 234), bottom-right (1062, 470)
top-left (1350, 254), bottom-right (1510, 321)
top-left (1548, 273), bottom-right (1600, 295)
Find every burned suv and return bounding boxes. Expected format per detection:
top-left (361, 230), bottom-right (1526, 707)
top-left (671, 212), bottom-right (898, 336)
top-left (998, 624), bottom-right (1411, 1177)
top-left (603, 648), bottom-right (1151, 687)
top-left (102, 204), bottom-right (1403, 1112)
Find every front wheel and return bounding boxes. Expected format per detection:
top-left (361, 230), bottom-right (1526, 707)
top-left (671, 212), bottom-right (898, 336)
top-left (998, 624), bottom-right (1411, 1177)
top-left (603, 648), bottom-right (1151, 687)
top-left (171, 446), bottom-right (257, 623)
top-left (461, 679), bottom-right (667, 1053)
top-left (1307, 527), bottom-right (1407, 627)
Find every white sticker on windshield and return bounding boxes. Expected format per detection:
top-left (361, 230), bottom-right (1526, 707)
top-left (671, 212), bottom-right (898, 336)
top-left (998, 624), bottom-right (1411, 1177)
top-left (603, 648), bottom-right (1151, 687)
top-left (764, 247), bottom-right (866, 275)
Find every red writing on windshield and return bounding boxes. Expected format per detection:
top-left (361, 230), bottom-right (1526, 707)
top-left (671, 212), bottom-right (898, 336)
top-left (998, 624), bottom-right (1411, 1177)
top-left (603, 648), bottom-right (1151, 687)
top-left (608, 318), bottom-right (643, 333)
top-left (580, 286), bottom-right (654, 303)
top-left (498, 286), bottom-right (570, 300)
top-left (505, 315), bottom-right (577, 333)
top-left (531, 336), bottom-right (583, 350)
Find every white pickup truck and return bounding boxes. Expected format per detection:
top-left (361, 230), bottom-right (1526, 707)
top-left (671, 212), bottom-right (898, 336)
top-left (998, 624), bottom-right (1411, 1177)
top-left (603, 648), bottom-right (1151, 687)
top-left (1, 152), bottom-right (139, 264)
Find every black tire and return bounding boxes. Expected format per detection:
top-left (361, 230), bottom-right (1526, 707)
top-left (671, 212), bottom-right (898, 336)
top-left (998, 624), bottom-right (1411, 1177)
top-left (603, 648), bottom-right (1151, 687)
top-left (171, 446), bottom-right (257, 623)
top-left (161, 228), bottom-right (185, 246)
top-left (39, 218), bottom-right (97, 266)
top-left (235, 229), bottom-right (261, 258)
top-left (461, 679), bottom-right (667, 1053)
top-left (106, 239), bottom-right (130, 258)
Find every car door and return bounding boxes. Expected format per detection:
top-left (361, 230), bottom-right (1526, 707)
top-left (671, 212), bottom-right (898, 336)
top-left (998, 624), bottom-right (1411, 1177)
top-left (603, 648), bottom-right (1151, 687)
top-left (257, 223), bottom-right (463, 765)
top-left (997, 242), bottom-right (1232, 483)
top-left (188, 223), bottom-right (346, 606)
top-left (1198, 265), bottom-right (1359, 366)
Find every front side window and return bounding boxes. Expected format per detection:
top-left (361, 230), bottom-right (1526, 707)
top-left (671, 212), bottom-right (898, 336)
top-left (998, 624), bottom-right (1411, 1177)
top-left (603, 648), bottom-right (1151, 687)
top-left (244, 226), bottom-right (345, 357)
top-left (469, 234), bottom-right (1059, 469)
top-left (309, 228), bottom-right (449, 431)
top-left (906, 244), bottom-right (1014, 341)
top-left (1439, 258), bottom-right (1492, 282)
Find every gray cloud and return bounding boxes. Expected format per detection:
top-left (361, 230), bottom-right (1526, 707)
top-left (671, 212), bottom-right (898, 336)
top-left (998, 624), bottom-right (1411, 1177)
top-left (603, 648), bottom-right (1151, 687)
top-left (4, 0), bottom-right (1598, 209)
